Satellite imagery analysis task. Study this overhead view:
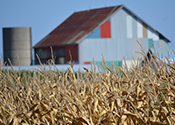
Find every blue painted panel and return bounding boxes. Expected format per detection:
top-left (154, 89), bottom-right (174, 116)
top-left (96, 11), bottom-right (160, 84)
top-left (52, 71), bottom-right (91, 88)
top-left (87, 27), bottom-right (100, 38)
top-left (152, 49), bottom-right (175, 58)
top-left (169, 53), bottom-right (175, 58)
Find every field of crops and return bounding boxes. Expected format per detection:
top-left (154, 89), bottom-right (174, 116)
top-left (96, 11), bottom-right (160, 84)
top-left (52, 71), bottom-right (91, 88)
top-left (0, 50), bottom-right (175, 125)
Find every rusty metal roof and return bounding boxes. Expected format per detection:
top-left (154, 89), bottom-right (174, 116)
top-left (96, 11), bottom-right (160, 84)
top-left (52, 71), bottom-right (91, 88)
top-left (33, 5), bottom-right (170, 48)
top-left (33, 5), bottom-right (122, 48)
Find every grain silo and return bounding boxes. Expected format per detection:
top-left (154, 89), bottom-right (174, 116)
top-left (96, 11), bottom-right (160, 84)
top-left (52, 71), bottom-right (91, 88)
top-left (3, 27), bottom-right (32, 66)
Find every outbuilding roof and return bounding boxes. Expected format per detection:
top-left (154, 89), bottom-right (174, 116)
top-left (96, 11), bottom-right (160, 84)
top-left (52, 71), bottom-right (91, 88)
top-left (33, 5), bottom-right (170, 48)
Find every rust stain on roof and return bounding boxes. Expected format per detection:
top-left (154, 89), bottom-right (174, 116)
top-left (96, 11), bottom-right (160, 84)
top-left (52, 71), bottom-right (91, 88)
top-left (33, 6), bottom-right (121, 48)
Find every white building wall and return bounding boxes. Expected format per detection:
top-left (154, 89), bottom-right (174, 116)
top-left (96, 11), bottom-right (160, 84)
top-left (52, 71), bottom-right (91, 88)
top-left (81, 8), bottom-right (169, 64)
top-left (132, 16), bottom-right (138, 38)
top-left (163, 40), bottom-right (168, 49)
top-left (78, 41), bottom-right (84, 64)
top-left (147, 27), bottom-right (159, 41)
top-left (82, 8), bottom-right (134, 63)
top-left (152, 32), bottom-right (159, 41)
top-left (137, 19), bottom-right (143, 38)
top-left (111, 8), bottom-right (127, 39)
top-left (126, 15), bottom-right (133, 38)
top-left (147, 27), bottom-right (154, 39)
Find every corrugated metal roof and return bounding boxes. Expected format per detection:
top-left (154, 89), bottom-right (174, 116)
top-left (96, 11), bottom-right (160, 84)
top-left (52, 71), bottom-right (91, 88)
top-left (33, 6), bottom-right (121, 48)
top-left (33, 5), bottom-right (171, 48)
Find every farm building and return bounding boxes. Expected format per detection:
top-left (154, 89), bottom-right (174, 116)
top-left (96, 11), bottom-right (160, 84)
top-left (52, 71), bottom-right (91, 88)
top-left (33, 5), bottom-right (171, 67)
top-left (3, 27), bottom-right (32, 66)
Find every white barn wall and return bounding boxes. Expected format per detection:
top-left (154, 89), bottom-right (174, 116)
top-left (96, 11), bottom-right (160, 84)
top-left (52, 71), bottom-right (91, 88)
top-left (142, 38), bottom-right (149, 52)
top-left (82, 8), bottom-right (135, 63)
top-left (83, 39), bottom-right (114, 62)
top-left (164, 40), bottom-right (168, 49)
top-left (152, 32), bottom-right (159, 41)
top-left (111, 8), bottom-right (127, 39)
top-left (78, 41), bottom-right (84, 64)
top-left (154, 41), bottom-right (159, 49)
top-left (132, 16), bottom-right (138, 38)
top-left (147, 27), bottom-right (154, 39)
top-left (126, 15), bottom-right (133, 38)
top-left (137, 19), bottom-right (143, 38)
top-left (122, 39), bottom-right (133, 60)
top-left (147, 27), bottom-right (159, 41)
top-left (83, 38), bottom-right (133, 62)
top-left (133, 38), bottom-right (144, 59)
top-left (81, 7), bottom-right (170, 64)
top-left (159, 39), bottom-right (164, 48)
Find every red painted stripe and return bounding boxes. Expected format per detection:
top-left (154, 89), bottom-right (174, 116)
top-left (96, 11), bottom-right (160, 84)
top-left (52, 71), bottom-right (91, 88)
top-left (100, 21), bottom-right (111, 38)
top-left (84, 62), bottom-right (91, 64)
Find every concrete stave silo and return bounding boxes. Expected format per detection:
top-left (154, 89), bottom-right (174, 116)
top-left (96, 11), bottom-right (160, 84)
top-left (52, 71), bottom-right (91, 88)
top-left (3, 27), bottom-right (32, 66)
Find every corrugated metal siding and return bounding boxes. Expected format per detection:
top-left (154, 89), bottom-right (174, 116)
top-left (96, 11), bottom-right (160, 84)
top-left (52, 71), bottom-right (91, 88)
top-left (93, 61), bottom-right (122, 71)
top-left (83, 8), bottom-right (134, 63)
top-left (152, 32), bottom-right (159, 41)
top-left (87, 27), bottom-right (100, 38)
top-left (80, 7), bottom-right (170, 65)
top-left (120, 39), bottom-right (133, 60)
top-left (126, 15), bottom-right (133, 38)
top-left (159, 39), bottom-right (164, 49)
top-left (83, 39), bottom-right (111, 62)
top-left (111, 8), bottom-right (127, 39)
top-left (34, 6), bottom-right (121, 48)
top-left (133, 38), bottom-right (144, 59)
top-left (100, 21), bottom-right (111, 38)
top-left (78, 41), bottom-right (84, 64)
top-left (152, 49), bottom-right (175, 58)
top-left (148, 39), bottom-right (154, 49)
top-left (87, 20), bottom-right (111, 38)
top-left (137, 20), bottom-right (143, 38)
top-left (163, 40), bottom-right (168, 49)
top-left (147, 27), bottom-right (154, 39)
top-left (82, 38), bottom-right (133, 62)
top-left (142, 38), bottom-right (149, 52)
top-left (132, 16), bottom-right (137, 38)
top-left (143, 24), bottom-right (147, 38)
top-left (34, 5), bottom-right (170, 51)
top-left (153, 40), bottom-right (159, 49)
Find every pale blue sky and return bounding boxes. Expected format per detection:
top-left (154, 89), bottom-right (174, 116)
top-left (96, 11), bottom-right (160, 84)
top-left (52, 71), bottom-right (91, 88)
top-left (0, 0), bottom-right (175, 57)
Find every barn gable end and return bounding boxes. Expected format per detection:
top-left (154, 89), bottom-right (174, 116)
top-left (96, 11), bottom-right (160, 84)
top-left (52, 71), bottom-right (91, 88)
top-left (33, 5), bottom-right (171, 65)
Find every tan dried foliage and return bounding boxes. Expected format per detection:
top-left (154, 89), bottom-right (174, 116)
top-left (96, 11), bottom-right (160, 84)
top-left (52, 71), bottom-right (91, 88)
top-left (0, 48), bottom-right (175, 125)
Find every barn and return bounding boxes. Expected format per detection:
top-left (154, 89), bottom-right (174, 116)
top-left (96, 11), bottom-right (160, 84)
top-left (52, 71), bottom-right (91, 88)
top-left (33, 5), bottom-right (170, 67)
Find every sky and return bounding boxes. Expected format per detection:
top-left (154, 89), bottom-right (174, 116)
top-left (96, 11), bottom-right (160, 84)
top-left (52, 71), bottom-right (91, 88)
top-left (0, 0), bottom-right (175, 59)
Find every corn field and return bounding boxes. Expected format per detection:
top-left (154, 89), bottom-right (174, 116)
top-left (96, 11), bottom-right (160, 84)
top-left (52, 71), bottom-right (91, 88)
top-left (0, 49), bottom-right (175, 125)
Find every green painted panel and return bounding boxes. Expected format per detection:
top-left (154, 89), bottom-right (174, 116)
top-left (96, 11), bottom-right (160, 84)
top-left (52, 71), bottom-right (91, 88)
top-left (116, 61), bottom-right (122, 74)
top-left (106, 61), bottom-right (113, 70)
top-left (92, 61), bottom-right (123, 73)
top-left (93, 61), bottom-right (103, 71)
top-left (148, 39), bottom-right (154, 49)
